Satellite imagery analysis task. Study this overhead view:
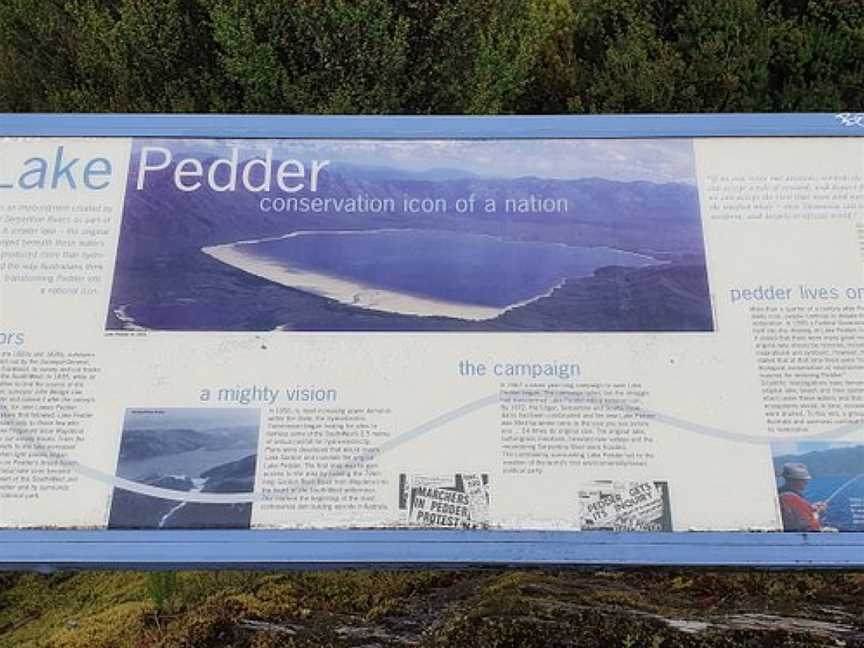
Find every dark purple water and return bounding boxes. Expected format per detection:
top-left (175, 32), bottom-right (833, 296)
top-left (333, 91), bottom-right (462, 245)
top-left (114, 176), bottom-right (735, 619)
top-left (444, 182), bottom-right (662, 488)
top-left (241, 229), bottom-right (658, 307)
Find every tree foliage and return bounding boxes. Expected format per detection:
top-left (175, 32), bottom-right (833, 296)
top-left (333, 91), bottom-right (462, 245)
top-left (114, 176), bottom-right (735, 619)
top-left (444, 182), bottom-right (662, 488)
top-left (0, 0), bottom-right (861, 113)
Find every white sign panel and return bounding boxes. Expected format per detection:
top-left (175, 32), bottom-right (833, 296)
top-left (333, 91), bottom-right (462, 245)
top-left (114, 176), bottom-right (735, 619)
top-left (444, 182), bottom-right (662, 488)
top-left (1, 131), bottom-right (863, 534)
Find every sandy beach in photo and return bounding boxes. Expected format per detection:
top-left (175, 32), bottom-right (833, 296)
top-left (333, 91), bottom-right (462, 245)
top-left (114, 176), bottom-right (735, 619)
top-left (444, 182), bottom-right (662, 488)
top-left (202, 236), bottom-right (508, 320)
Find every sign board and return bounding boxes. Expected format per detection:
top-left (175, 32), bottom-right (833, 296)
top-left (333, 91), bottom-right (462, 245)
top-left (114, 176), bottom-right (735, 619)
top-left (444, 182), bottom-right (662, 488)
top-left (1, 113), bottom-right (863, 569)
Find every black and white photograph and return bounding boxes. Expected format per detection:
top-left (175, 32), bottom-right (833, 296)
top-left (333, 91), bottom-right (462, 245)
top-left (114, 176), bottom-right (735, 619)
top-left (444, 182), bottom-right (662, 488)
top-left (578, 480), bottom-right (672, 532)
top-left (108, 408), bottom-right (260, 529)
top-left (399, 473), bottom-right (490, 528)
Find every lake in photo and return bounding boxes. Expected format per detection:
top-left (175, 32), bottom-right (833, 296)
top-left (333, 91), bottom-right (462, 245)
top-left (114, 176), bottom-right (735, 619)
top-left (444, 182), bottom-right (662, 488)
top-left (203, 229), bottom-right (660, 320)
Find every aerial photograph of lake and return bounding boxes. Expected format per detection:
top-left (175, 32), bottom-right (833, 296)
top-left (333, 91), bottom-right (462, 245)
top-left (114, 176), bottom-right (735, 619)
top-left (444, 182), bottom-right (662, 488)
top-left (107, 137), bottom-right (715, 332)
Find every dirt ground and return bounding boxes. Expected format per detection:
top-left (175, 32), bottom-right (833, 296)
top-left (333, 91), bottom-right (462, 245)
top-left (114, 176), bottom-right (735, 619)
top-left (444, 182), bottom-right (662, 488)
top-left (1, 569), bottom-right (863, 647)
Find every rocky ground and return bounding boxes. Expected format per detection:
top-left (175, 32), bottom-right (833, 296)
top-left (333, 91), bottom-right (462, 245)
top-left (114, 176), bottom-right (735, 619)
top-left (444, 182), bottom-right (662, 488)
top-left (1, 570), bottom-right (862, 647)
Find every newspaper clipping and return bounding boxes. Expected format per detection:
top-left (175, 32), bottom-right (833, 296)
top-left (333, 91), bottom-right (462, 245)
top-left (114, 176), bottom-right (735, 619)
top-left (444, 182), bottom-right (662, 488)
top-left (399, 473), bottom-right (491, 528)
top-left (578, 481), bottom-right (672, 532)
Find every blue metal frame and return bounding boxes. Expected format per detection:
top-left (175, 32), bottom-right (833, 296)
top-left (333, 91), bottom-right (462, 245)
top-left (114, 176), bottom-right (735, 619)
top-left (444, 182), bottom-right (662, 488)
top-left (1, 112), bottom-right (863, 569)
top-left (1, 112), bottom-right (863, 139)
top-left (2, 530), bottom-right (863, 571)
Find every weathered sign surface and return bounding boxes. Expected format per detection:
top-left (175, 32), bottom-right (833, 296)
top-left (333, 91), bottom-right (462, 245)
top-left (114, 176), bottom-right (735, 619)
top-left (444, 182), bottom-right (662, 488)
top-left (1, 113), bottom-right (862, 567)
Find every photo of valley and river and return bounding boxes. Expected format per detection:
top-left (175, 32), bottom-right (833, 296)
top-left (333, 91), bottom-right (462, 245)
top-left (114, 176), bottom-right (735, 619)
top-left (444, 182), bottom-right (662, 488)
top-left (106, 138), bottom-right (714, 332)
top-left (108, 408), bottom-right (260, 529)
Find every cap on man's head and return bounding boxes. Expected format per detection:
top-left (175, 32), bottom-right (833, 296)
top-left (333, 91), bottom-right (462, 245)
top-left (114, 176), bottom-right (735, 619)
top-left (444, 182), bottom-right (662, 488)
top-left (782, 462), bottom-right (812, 480)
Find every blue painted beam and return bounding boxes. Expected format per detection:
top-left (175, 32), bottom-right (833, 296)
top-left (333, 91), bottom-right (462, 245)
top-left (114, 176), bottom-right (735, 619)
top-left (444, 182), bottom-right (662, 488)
top-left (2, 530), bottom-right (862, 570)
top-left (1, 112), bottom-right (863, 139)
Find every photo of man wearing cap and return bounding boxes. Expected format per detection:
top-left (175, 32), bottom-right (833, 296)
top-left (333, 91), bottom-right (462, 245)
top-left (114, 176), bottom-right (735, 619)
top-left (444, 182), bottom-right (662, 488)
top-left (777, 462), bottom-right (828, 532)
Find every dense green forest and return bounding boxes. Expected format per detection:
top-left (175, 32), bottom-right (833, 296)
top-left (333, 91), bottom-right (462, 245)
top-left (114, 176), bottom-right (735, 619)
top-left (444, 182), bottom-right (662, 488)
top-left (1, 0), bottom-right (862, 114)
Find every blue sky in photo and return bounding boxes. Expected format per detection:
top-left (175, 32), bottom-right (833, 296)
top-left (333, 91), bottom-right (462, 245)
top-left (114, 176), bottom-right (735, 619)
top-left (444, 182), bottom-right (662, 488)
top-left (139, 138), bottom-right (697, 184)
top-left (771, 439), bottom-right (863, 457)
top-left (124, 407), bottom-right (260, 431)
